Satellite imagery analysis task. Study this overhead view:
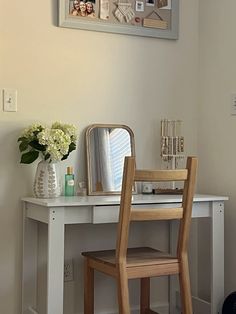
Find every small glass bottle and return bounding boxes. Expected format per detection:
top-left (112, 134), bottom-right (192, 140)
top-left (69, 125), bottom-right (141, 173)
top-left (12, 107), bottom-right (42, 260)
top-left (65, 166), bottom-right (75, 196)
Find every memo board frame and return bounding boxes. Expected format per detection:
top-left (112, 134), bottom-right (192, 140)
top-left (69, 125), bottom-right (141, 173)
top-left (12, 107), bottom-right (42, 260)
top-left (59, 0), bottom-right (179, 39)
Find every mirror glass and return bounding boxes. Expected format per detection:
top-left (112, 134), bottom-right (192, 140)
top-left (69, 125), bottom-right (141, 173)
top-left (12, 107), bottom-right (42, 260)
top-left (86, 124), bottom-right (135, 195)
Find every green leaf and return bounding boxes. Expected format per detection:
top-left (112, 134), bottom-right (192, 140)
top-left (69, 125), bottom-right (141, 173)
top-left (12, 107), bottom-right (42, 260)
top-left (61, 153), bottom-right (69, 161)
top-left (68, 142), bottom-right (76, 152)
top-left (61, 143), bottom-right (76, 161)
top-left (19, 141), bottom-right (28, 152)
top-left (29, 140), bottom-right (46, 151)
top-left (18, 136), bottom-right (27, 142)
top-left (44, 153), bottom-right (50, 160)
top-left (20, 151), bottom-right (39, 164)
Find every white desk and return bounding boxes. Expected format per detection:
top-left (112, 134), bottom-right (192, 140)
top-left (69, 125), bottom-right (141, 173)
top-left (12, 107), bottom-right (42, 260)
top-left (22, 194), bottom-right (227, 314)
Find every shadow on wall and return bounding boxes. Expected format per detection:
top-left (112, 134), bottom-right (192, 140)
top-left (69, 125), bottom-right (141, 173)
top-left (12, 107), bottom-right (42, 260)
top-left (0, 121), bottom-right (36, 314)
top-left (51, 0), bottom-right (58, 27)
top-left (0, 122), bottom-right (35, 201)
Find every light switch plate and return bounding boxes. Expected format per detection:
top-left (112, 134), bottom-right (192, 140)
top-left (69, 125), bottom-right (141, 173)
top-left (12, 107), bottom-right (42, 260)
top-left (231, 93), bottom-right (236, 115)
top-left (3, 88), bottom-right (17, 112)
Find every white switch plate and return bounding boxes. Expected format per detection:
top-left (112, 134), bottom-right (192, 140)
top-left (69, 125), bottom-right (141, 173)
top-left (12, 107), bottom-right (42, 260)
top-left (231, 93), bottom-right (236, 115)
top-left (3, 88), bottom-right (17, 112)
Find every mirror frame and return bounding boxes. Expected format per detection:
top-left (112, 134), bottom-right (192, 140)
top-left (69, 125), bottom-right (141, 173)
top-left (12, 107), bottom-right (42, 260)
top-left (85, 123), bottom-right (136, 195)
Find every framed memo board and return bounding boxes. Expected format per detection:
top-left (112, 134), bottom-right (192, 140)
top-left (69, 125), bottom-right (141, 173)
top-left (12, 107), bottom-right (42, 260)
top-left (59, 0), bottom-right (179, 39)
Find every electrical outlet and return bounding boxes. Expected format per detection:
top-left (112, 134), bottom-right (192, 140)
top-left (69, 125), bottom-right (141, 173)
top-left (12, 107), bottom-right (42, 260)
top-left (64, 259), bottom-right (74, 282)
top-left (231, 93), bottom-right (236, 115)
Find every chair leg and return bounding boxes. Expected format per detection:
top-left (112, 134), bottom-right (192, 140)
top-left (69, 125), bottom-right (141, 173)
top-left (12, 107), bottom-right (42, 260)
top-left (117, 264), bottom-right (130, 314)
top-left (179, 255), bottom-right (193, 314)
top-left (140, 277), bottom-right (150, 314)
top-left (84, 257), bottom-right (94, 314)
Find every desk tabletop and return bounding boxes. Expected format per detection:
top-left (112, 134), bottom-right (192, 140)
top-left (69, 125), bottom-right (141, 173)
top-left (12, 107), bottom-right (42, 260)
top-left (22, 194), bottom-right (228, 207)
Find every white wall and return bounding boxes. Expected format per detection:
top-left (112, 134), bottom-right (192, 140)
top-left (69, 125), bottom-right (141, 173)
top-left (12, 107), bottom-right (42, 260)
top-left (198, 0), bottom-right (236, 297)
top-left (0, 0), bottom-right (199, 313)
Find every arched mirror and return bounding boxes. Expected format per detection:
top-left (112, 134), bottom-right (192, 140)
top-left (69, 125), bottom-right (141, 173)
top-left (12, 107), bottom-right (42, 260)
top-left (85, 124), bottom-right (135, 195)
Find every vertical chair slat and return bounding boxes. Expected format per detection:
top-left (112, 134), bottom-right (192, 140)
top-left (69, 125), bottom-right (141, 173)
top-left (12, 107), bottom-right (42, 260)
top-left (177, 157), bottom-right (198, 258)
top-left (116, 157), bottom-right (135, 263)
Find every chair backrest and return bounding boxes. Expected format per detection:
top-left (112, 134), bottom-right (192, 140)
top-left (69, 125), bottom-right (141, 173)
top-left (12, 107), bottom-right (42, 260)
top-left (115, 156), bottom-right (198, 263)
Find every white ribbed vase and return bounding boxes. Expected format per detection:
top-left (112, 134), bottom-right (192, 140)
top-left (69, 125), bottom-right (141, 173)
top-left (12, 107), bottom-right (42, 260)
top-left (33, 160), bottom-right (61, 198)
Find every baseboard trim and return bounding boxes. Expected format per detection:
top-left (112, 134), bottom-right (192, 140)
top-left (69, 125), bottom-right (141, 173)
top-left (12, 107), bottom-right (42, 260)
top-left (25, 302), bottom-right (169, 314)
top-left (73, 303), bottom-right (169, 314)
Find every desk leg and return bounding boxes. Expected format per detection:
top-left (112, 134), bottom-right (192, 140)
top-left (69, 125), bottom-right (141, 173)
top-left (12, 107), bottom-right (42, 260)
top-left (211, 201), bottom-right (224, 314)
top-left (22, 204), bottom-right (38, 314)
top-left (47, 207), bottom-right (65, 314)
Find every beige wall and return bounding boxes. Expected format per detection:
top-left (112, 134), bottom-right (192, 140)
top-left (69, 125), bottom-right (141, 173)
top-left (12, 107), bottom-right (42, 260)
top-left (0, 0), bottom-right (199, 313)
top-left (198, 0), bottom-right (236, 296)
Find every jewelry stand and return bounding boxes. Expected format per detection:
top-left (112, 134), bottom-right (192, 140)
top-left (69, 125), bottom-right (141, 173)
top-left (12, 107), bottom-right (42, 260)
top-left (154, 119), bottom-right (184, 194)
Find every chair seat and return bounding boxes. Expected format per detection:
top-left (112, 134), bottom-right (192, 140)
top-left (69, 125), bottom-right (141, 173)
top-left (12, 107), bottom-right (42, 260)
top-left (82, 247), bottom-right (178, 267)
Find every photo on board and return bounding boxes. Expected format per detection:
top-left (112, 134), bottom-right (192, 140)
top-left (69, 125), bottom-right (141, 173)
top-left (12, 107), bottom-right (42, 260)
top-left (69, 0), bottom-right (96, 17)
top-left (146, 0), bottom-right (155, 7)
top-left (135, 1), bottom-right (144, 12)
top-left (157, 0), bottom-right (168, 8)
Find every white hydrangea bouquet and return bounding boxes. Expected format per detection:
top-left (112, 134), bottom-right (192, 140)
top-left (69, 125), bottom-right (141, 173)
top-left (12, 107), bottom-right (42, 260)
top-left (18, 122), bottom-right (77, 164)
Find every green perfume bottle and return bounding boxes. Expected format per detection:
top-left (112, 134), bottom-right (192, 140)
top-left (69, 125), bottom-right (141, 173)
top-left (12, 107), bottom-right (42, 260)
top-left (65, 166), bottom-right (75, 196)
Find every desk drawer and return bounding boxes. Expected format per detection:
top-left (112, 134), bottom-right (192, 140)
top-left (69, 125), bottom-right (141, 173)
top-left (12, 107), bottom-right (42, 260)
top-left (93, 206), bottom-right (119, 223)
top-left (92, 203), bottom-right (182, 224)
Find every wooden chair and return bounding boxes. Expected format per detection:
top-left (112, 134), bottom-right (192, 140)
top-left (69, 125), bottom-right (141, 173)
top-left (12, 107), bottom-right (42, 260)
top-left (82, 156), bottom-right (197, 314)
